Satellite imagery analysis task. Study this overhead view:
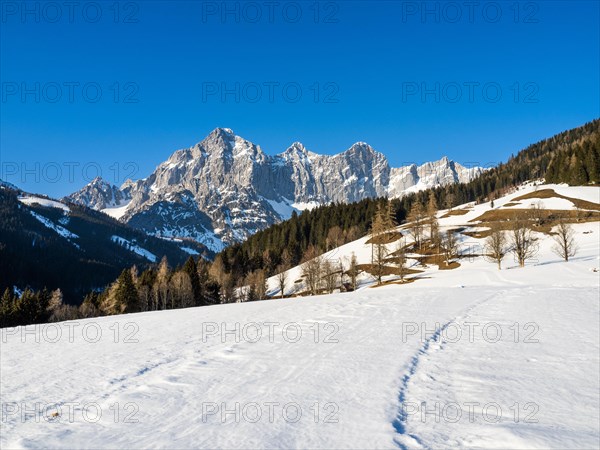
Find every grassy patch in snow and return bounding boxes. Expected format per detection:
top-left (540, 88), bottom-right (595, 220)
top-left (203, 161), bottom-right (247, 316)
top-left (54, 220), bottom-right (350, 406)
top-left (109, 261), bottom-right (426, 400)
top-left (512, 188), bottom-right (600, 210)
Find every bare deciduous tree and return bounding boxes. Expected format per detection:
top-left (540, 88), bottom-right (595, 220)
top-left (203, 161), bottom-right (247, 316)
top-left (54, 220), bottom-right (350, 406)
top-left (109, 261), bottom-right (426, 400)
top-left (338, 260), bottom-right (346, 291)
top-left (427, 195), bottom-right (439, 244)
top-left (347, 252), bottom-right (360, 291)
top-left (407, 202), bottom-right (425, 249)
top-left (244, 270), bottom-right (267, 301)
top-left (552, 220), bottom-right (578, 262)
top-left (395, 238), bottom-right (408, 282)
top-left (371, 203), bottom-right (393, 285)
top-left (510, 218), bottom-right (538, 267)
top-left (326, 226), bottom-right (344, 251)
top-left (170, 271), bottom-right (194, 309)
top-left (323, 259), bottom-right (338, 294)
top-left (484, 225), bottom-right (508, 270)
top-left (302, 245), bottom-right (323, 295)
top-left (440, 230), bottom-right (460, 264)
top-left (276, 265), bottom-right (288, 298)
top-left (153, 257), bottom-right (170, 310)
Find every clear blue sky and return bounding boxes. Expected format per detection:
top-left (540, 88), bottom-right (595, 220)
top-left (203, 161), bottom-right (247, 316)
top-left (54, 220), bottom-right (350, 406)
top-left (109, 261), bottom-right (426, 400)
top-left (1, 0), bottom-right (599, 197)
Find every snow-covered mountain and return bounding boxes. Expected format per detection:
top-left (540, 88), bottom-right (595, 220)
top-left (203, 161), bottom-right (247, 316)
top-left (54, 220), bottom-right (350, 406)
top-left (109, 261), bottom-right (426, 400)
top-left (4, 183), bottom-right (599, 449)
top-left (66, 128), bottom-right (484, 251)
top-left (0, 185), bottom-right (210, 304)
top-left (67, 176), bottom-right (131, 210)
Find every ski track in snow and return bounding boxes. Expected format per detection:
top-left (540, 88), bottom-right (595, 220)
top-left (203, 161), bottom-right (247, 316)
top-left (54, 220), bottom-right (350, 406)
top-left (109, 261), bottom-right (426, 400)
top-left (392, 291), bottom-right (505, 449)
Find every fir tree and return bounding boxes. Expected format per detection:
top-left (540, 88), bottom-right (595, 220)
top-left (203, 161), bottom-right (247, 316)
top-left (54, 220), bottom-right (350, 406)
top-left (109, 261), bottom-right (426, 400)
top-left (183, 256), bottom-right (203, 306)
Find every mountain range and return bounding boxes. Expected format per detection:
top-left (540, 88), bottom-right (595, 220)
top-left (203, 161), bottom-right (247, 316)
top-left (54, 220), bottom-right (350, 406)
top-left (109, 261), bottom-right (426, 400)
top-left (0, 184), bottom-right (207, 303)
top-left (66, 128), bottom-right (483, 251)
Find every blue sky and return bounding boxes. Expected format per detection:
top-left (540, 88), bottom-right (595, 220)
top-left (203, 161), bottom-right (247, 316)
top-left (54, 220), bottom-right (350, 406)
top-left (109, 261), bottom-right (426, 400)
top-left (1, 0), bottom-right (599, 197)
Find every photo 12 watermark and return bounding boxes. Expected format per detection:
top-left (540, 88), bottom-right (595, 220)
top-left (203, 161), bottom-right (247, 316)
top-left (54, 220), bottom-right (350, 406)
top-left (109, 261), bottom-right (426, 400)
top-left (0, 161), bottom-right (139, 186)
top-left (1, 2), bottom-right (140, 24)
top-left (1, 320), bottom-right (140, 344)
top-left (401, 321), bottom-right (540, 344)
top-left (400, 1), bottom-right (540, 24)
top-left (401, 82), bottom-right (539, 104)
top-left (2, 401), bottom-right (139, 424)
top-left (200, 1), bottom-right (340, 24)
top-left (401, 400), bottom-right (539, 424)
top-left (201, 321), bottom-right (340, 344)
top-left (201, 81), bottom-right (340, 104)
top-left (201, 401), bottom-right (339, 424)
top-left (2, 82), bottom-right (140, 104)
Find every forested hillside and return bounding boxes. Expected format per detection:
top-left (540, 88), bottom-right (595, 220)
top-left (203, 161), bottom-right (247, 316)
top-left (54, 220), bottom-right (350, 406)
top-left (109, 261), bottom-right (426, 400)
top-left (219, 119), bottom-right (599, 277)
top-left (0, 187), bottom-right (209, 305)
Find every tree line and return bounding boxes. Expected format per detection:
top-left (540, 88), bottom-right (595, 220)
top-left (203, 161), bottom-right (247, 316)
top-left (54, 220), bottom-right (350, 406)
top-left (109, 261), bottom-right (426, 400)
top-left (217, 119), bottom-right (598, 285)
top-left (2, 119), bottom-right (595, 327)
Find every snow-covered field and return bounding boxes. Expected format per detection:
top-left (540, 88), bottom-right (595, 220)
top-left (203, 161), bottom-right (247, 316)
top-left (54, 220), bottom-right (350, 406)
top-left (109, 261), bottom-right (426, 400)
top-left (1, 184), bottom-right (599, 449)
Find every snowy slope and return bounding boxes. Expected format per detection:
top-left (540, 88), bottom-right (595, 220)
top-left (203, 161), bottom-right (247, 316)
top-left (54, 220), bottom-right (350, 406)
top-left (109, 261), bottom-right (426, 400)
top-left (18, 195), bottom-right (70, 212)
top-left (266, 183), bottom-right (600, 296)
top-left (1, 184), bottom-right (599, 449)
top-left (111, 235), bottom-right (157, 262)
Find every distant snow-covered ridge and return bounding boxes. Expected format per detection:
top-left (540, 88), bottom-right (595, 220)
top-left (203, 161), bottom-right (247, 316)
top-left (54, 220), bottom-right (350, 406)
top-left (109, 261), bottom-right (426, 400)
top-left (66, 128), bottom-right (484, 251)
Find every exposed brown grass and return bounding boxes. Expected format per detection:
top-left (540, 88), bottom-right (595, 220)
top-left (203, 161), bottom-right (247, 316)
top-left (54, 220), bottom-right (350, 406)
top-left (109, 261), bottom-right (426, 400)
top-left (468, 209), bottom-right (599, 236)
top-left (365, 231), bottom-right (403, 245)
top-left (356, 263), bottom-right (421, 276)
top-left (470, 208), bottom-right (599, 223)
top-left (463, 230), bottom-right (493, 239)
top-left (438, 261), bottom-right (461, 270)
top-left (512, 189), bottom-right (600, 210)
top-left (441, 209), bottom-right (471, 218)
top-left (503, 202), bottom-right (521, 207)
top-left (371, 277), bottom-right (418, 287)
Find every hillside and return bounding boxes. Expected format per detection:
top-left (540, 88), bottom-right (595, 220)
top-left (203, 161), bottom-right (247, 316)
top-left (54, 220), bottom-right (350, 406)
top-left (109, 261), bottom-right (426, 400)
top-left (0, 186), bottom-right (210, 304)
top-left (221, 119), bottom-right (600, 280)
top-left (2, 184), bottom-right (598, 449)
top-left (266, 183), bottom-right (600, 296)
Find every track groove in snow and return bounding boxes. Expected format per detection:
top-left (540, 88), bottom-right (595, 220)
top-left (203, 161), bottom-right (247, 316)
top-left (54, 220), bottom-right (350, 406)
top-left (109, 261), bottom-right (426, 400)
top-left (393, 291), bottom-right (505, 449)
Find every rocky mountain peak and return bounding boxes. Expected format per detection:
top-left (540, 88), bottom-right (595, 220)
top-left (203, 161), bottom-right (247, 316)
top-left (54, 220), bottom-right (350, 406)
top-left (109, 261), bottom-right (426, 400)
top-left (66, 129), bottom-right (484, 251)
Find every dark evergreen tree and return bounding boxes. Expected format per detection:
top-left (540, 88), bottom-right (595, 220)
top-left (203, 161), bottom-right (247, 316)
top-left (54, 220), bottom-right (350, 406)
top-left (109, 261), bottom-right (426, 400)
top-left (183, 256), bottom-right (203, 306)
top-left (114, 269), bottom-right (139, 314)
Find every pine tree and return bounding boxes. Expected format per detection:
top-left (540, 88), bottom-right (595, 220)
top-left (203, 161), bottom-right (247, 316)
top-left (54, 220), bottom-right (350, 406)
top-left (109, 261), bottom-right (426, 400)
top-left (183, 256), bottom-right (203, 306)
top-left (569, 154), bottom-right (587, 185)
top-left (0, 288), bottom-right (15, 327)
top-left (114, 269), bottom-right (139, 314)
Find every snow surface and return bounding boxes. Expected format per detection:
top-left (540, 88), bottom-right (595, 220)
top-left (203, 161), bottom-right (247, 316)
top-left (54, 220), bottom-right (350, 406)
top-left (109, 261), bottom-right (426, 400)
top-left (265, 197), bottom-right (297, 220)
top-left (18, 196), bottom-right (70, 212)
top-left (180, 246), bottom-right (200, 256)
top-left (101, 200), bottom-right (132, 220)
top-left (1, 184), bottom-right (599, 449)
top-left (111, 235), bottom-right (157, 262)
top-left (292, 201), bottom-right (320, 211)
top-left (28, 211), bottom-right (78, 241)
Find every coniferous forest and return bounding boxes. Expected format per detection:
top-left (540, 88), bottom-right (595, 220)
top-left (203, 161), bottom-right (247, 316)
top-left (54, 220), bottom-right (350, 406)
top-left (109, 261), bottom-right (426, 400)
top-left (1, 119), bottom-right (598, 327)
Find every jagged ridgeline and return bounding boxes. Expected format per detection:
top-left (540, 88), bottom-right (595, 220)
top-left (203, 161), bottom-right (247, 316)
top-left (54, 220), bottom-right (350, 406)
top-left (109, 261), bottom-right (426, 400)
top-left (220, 119), bottom-right (599, 278)
top-left (65, 128), bottom-right (484, 252)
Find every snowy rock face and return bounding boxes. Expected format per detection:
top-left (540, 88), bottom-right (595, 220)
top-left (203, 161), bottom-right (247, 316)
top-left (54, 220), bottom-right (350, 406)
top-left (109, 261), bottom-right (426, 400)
top-left (66, 128), bottom-right (483, 249)
top-left (66, 176), bottom-right (131, 210)
top-left (387, 156), bottom-right (482, 198)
